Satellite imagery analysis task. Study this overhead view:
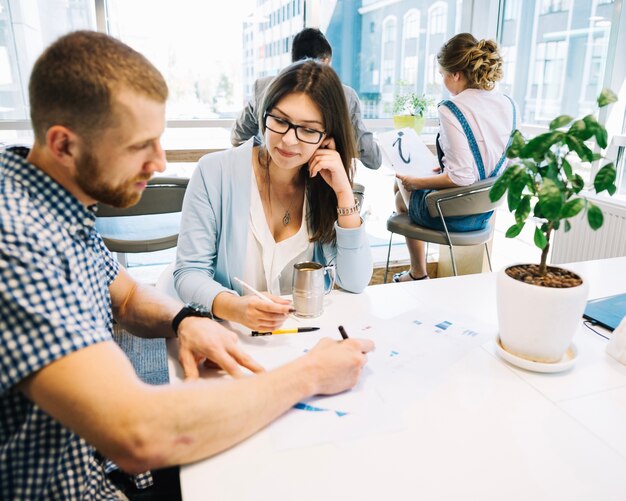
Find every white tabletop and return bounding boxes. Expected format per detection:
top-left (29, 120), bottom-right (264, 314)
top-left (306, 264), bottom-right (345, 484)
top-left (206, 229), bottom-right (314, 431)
top-left (169, 257), bottom-right (626, 501)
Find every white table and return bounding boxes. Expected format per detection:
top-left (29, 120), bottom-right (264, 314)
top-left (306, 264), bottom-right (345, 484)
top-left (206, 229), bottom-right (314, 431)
top-left (169, 257), bottom-right (626, 501)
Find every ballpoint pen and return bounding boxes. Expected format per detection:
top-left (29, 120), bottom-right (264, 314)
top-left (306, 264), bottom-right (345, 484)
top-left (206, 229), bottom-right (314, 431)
top-left (233, 276), bottom-right (299, 321)
top-left (251, 327), bottom-right (320, 336)
top-left (338, 325), bottom-right (349, 340)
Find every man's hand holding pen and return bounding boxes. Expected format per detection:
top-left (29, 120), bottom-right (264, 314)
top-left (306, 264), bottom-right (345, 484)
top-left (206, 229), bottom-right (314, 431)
top-left (303, 329), bottom-right (375, 395)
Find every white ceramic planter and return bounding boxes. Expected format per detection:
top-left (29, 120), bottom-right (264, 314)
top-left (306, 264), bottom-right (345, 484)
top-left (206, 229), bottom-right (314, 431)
top-left (496, 265), bottom-right (589, 363)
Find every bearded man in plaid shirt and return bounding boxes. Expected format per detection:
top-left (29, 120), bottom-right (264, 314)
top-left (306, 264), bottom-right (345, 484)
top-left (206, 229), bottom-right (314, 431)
top-left (0, 30), bottom-right (373, 501)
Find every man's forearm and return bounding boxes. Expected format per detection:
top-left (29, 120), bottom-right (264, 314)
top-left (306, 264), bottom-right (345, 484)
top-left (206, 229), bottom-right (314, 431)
top-left (110, 267), bottom-right (182, 338)
top-left (136, 356), bottom-right (317, 470)
top-left (114, 282), bottom-right (181, 338)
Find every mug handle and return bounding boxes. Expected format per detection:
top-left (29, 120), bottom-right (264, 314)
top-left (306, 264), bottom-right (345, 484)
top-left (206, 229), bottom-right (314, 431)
top-left (323, 264), bottom-right (336, 294)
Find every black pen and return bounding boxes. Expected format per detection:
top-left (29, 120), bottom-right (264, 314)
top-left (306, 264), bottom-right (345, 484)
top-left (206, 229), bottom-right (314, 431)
top-left (251, 327), bottom-right (320, 337)
top-left (338, 325), bottom-right (349, 340)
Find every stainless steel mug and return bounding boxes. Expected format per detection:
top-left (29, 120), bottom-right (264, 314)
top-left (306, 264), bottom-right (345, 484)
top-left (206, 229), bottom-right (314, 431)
top-left (292, 261), bottom-right (336, 318)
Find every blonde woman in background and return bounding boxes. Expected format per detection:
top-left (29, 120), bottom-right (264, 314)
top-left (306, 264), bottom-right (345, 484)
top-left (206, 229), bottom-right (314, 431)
top-left (393, 33), bottom-right (517, 282)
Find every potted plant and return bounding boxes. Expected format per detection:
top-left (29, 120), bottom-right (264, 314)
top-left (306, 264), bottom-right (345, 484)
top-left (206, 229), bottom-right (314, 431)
top-left (490, 89), bottom-right (618, 365)
top-left (392, 83), bottom-right (432, 134)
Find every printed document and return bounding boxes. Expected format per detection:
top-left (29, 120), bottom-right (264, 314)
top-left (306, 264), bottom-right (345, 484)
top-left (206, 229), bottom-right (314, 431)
top-left (379, 127), bottom-right (440, 177)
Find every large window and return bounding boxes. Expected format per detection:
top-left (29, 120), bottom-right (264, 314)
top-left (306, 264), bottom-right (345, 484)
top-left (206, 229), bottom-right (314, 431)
top-left (0, 0), bottom-right (95, 122)
top-left (499, 0), bottom-right (616, 126)
top-left (0, 0), bottom-right (622, 136)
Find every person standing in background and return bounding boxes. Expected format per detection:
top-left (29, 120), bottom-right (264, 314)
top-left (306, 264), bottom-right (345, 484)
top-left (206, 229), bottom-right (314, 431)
top-left (231, 27), bottom-right (382, 170)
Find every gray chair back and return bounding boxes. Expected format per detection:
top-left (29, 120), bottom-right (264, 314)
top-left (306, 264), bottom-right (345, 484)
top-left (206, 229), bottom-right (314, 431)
top-left (425, 178), bottom-right (502, 218)
top-left (96, 176), bottom-right (188, 255)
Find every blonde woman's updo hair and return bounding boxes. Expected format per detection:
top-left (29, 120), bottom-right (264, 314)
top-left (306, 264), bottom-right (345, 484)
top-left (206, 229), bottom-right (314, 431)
top-left (437, 33), bottom-right (503, 91)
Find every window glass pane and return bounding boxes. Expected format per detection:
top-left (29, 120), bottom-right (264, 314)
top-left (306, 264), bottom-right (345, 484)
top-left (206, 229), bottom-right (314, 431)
top-left (0, 0), bottom-right (95, 126)
top-left (499, 0), bottom-right (615, 126)
top-left (343, 0), bottom-right (462, 119)
top-left (0, 0), bottom-right (465, 136)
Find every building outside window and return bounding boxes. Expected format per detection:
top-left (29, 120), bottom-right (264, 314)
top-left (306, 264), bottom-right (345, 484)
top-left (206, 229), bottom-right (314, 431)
top-left (401, 10), bottom-right (420, 87)
top-left (0, 0), bottom-right (622, 143)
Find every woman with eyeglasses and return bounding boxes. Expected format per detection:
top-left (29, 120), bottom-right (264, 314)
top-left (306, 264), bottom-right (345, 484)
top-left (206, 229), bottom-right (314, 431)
top-left (174, 60), bottom-right (372, 332)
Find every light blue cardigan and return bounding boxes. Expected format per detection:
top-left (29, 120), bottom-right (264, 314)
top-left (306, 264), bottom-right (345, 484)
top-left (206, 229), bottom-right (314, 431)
top-left (174, 139), bottom-right (373, 311)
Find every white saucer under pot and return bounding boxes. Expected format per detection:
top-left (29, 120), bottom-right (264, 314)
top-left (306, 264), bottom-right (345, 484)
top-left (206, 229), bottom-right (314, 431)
top-left (496, 265), bottom-right (589, 364)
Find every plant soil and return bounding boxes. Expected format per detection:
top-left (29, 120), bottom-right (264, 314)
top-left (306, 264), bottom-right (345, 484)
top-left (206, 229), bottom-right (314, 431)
top-left (506, 264), bottom-right (583, 288)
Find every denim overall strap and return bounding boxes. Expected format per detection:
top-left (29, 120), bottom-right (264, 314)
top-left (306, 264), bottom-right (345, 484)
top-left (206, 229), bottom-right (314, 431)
top-left (439, 94), bottom-right (516, 180)
top-left (439, 99), bottom-right (488, 180)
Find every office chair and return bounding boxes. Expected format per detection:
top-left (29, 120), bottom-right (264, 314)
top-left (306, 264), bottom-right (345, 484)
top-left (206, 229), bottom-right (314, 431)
top-left (353, 182), bottom-right (365, 211)
top-left (384, 177), bottom-right (502, 282)
top-left (97, 177), bottom-right (188, 387)
top-left (96, 176), bottom-right (188, 266)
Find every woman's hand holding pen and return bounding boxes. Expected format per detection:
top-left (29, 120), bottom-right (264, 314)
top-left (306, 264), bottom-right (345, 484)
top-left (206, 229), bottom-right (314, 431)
top-left (236, 294), bottom-right (294, 331)
top-left (213, 290), bottom-right (293, 332)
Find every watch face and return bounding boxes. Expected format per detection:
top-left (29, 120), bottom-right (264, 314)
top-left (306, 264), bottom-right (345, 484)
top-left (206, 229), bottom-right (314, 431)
top-left (187, 302), bottom-right (212, 316)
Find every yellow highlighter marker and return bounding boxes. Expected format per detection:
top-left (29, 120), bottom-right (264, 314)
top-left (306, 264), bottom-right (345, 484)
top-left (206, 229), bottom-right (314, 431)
top-left (251, 327), bottom-right (320, 336)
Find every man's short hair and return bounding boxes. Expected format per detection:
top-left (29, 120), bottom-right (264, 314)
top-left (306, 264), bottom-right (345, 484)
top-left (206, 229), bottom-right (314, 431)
top-left (291, 28), bottom-right (332, 63)
top-left (29, 30), bottom-right (168, 144)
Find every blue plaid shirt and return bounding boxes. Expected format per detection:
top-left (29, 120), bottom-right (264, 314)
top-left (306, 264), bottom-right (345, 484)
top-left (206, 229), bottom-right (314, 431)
top-left (0, 147), bottom-right (137, 499)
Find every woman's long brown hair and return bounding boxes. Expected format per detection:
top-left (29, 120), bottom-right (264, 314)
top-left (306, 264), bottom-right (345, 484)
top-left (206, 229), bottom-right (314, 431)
top-left (259, 59), bottom-right (357, 245)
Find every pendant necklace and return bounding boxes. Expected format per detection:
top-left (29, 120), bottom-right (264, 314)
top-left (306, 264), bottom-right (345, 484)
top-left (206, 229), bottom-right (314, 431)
top-left (267, 167), bottom-right (298, 226)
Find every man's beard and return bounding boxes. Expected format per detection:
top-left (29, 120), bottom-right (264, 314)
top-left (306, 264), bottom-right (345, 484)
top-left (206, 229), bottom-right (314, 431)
top-left (75, 149), bottom-right (150, 208)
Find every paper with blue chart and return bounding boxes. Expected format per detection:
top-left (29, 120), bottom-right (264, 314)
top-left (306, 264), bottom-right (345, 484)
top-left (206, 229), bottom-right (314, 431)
top-left (378, 127), bottom-right (440, 177)
top-left (248, 310), bottom-right (495, 450)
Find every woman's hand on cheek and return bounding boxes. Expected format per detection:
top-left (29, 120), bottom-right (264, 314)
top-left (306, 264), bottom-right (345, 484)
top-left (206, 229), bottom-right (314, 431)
top-left (308, 137), bottom-right (352, 196)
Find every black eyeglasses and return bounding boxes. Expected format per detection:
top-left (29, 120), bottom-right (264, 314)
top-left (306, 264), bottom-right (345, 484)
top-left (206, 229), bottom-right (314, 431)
top-left (263, 112), bottom-right (325, 144)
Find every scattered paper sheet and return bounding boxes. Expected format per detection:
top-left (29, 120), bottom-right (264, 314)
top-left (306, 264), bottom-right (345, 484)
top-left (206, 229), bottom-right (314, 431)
top-left (241, 311), bottom-right (497, 450)
top-left (378, 127), bottom-right (440, 177)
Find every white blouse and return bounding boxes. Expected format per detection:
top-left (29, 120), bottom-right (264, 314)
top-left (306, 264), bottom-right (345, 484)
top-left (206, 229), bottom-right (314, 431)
top-left (242, 173), bottom-right (314, 296)
top-left (438, 88), bottom-right (516, 186)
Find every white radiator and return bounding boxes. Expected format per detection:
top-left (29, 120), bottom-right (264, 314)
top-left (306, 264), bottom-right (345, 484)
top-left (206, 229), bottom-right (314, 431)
top-left (551, 193), bottom-right (626, 264)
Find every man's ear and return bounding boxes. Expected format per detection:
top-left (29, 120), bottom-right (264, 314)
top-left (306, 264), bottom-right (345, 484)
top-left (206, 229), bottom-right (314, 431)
top-left (45, 125), bottom-right (80, 167)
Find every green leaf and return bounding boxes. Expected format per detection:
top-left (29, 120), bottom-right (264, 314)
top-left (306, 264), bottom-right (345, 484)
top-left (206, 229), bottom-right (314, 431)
top-left (507, 169), bottom-right (528, 211)
top-left (545, 160), bottom-right (561, 184)
top-left (595, 126), bottom-right (608, 149)
top-left (538, 178), bottom-right (563, 220)
top-left (515, 195), bottom-right (531, 224)
top-left (520, 131), bottom-right (563, 160)
top-left (505, 222), bottom-right (525, 238)
top-left (506, 130), bottom-right (525, 158)
top-left (489, 165), bottom-right (517, 201)
top-left (533, 201), bottom-right (544, 218)
top-left (534, 227), bottom-right (548, 249)
top-left (597, 88), bottom-right (618, 107)
top-left (568, 119), bottom-right (594, 141)
top-left (566, 135), bottom-right (594, 162)
top-left (587, 203), bottom-right (604, 229)
top-left (572, 174), bottom-right (585, 193)
top-left (560, 198), bottom-right (585, 218)
top-left (564, 220), bottom-right (572, 232)
top-left (562, 158), bottom-right (573, 180)
top-left (550, 115), bottom-right (574, 130)
top-left (594, 163), bottom-right (616, 194)
top-left (590, 153), bottom-right (602, 161)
